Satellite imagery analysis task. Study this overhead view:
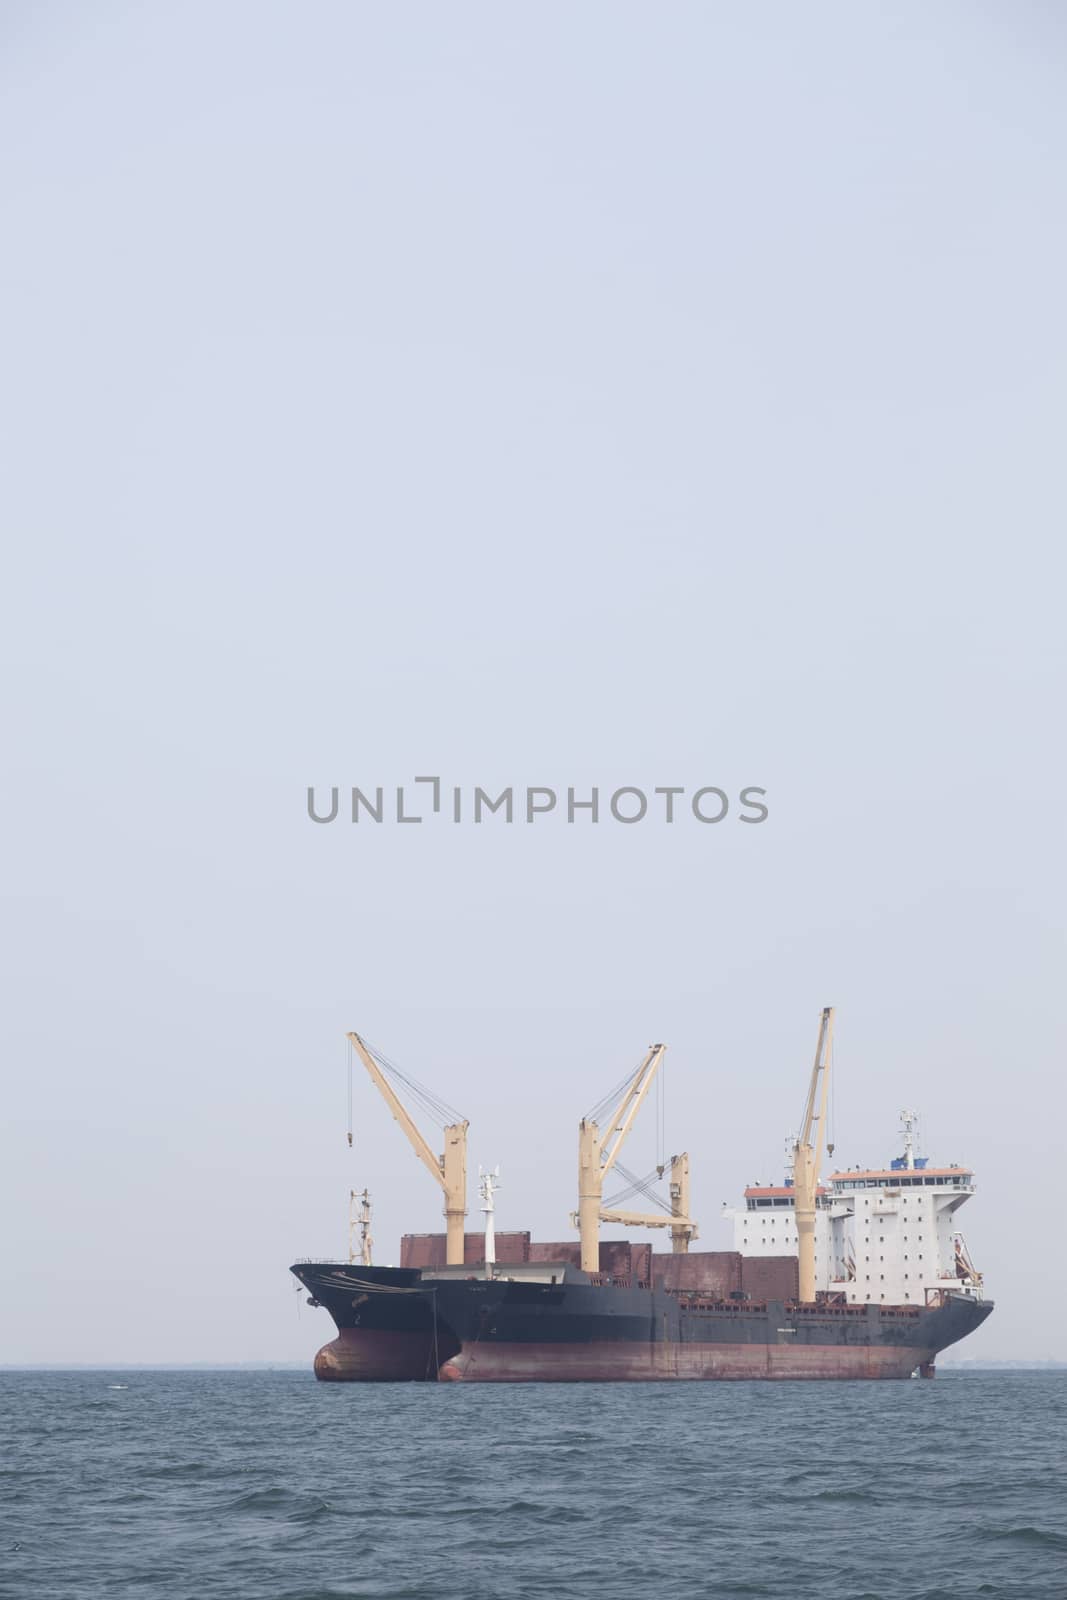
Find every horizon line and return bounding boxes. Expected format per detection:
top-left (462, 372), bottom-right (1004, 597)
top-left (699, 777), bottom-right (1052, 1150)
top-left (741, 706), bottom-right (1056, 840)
top-left (3, 1360), bottom-right (1066, 1372)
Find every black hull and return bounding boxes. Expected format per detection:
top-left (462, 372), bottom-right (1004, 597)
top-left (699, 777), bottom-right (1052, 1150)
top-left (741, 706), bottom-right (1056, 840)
top-left (291, 1263), bottom-right (993, 1382)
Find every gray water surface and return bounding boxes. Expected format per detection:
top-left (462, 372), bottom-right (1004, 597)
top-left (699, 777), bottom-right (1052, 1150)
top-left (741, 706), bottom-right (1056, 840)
top-left (1, 1370), bottom-right (1064, 1600)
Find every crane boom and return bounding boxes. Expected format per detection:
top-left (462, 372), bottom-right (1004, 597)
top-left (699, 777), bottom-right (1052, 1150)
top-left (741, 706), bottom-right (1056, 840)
top-left (348, 1032), bottom-right (444, 1188)
top-left (793, 1006), bottom-right (834, 1302)
top-left (347, 1030), bottom-right (469, 1265)
top-left (600, 1046), bottom-right (664, 1178)
top-left (798, 1007), bottom-right (833, 1165)
top-left (598, 1208), bottom-right (696, 1230)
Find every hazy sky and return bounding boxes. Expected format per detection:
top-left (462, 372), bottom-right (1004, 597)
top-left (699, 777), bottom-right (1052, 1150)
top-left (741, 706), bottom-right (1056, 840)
top-left (3, 3), bottom-right (1065, 1365)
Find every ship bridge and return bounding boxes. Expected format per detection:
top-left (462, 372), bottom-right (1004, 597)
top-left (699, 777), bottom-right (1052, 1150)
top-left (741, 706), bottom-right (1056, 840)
top-left (829, 1165), bottom-right (974, 1192)
top-left (722, 1148), bottom-right (982, 1309)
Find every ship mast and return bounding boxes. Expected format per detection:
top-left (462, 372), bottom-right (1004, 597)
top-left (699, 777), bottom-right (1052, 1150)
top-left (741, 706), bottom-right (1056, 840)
top-left (347, 1031), bottom-right (469, 1266)
top-left (792, 1006), bottom-right (835, 1303)
top-left (479, 1166), bottom-right (500, 1278)
top-left (348, 1187), bottom-right (373, 1266)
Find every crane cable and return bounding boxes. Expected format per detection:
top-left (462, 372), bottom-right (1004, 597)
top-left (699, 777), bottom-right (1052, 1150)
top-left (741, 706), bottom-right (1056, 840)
top-left (605, 1160), bottom-right (674, 1215)
top-left (350, 1034), bottom-right (467, 1131)
top-left (347, 1037), bottom-right (354, 1147)
top-left (584, 1053), bottom-right (651, 1127)
top-left (369, 1041), bottom-right (465, 1128)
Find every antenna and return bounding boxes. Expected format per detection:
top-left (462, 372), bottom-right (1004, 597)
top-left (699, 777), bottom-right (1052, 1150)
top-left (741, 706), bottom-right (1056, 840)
top-left (900, 1109), bottom-right (920, 1171)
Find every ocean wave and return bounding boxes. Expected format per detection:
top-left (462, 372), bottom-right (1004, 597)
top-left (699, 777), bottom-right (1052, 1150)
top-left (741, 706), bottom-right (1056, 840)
top-left (981, 1525), bottom-right (1067, 1551)
top-left (807, 1487), bottom-right (877, 1503)
top-left (216, 1486), bottom-right (338, 1523)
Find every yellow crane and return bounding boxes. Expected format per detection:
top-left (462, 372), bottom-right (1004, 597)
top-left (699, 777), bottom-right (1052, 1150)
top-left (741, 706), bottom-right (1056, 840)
top-left (347, 1031), bottom-right (469, 1266)
top-left (574, 1045), bottom-right (697, 1271)
top-left (669, 1152), bottom-right (696, 1254)
top-left (792, 1006), bottom-right (835, 1303)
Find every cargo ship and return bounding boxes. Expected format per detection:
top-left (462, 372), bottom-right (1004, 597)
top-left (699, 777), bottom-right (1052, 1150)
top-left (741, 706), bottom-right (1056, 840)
top-left (291, 1259), bottom-right (990, 1382)
top-left (291, 1015), bottom-right (992, 1380)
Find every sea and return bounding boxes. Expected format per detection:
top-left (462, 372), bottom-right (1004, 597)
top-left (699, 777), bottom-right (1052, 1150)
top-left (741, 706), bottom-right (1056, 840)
top-left (1, 1370), bottom-right (1064, 1600)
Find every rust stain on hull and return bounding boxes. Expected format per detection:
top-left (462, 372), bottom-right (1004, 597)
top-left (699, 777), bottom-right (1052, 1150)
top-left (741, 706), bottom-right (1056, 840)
top-left (314, 1328), bottom-right (442, 1382)
top-left (438, 1341), bottom-right (932, 1382)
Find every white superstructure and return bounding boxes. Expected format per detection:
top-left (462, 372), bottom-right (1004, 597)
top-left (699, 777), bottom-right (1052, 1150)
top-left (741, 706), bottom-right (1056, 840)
top-left (722, 1114), bottom-right (984, 1306)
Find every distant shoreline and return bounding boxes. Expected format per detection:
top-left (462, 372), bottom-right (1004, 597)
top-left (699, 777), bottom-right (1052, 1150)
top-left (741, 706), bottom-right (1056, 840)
top-left (3, 1362), bottom-right (1066, 1373)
